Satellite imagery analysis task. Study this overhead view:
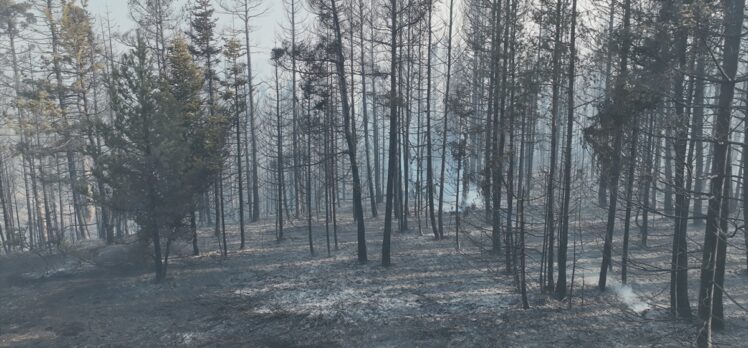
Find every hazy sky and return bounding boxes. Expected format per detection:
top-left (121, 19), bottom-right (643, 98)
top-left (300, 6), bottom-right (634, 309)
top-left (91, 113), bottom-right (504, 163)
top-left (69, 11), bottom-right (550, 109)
top-left (87, 0), bottom-right (287, 81)
top-left (86, 0), bottom-right (461, 86)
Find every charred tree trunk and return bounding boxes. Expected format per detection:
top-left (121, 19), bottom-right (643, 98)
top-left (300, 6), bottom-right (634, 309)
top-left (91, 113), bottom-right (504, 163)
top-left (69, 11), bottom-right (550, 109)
top-left (697, 0), bottom-right (745, 342)
top-left (669, 20), bottom-right (692, 318)
top-left (425, 3), bottom-right (438, 240)
top-left (382, 0), bottom-right (399, 266)
top-left (598, 0), bottom-right (631, 291)
top-left (360, 2), bottom-right (378, 218)
top-left (544, 0), bottom-right (563, 290)
top-left (556, 0), bottom-right (577, 299)
top-left (437, 0), bottom-right (455, 240)
top-left (329, 0), bottom-right (368, 263)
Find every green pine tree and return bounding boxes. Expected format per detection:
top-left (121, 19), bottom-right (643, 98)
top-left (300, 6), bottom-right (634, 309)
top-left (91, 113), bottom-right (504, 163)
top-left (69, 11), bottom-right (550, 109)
top-left (98, 34), bottom-right (228, 282)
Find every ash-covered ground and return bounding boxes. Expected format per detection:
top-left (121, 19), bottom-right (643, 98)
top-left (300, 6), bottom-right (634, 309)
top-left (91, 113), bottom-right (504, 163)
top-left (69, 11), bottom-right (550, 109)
top-left (1, 203), bottom-right (746, 347)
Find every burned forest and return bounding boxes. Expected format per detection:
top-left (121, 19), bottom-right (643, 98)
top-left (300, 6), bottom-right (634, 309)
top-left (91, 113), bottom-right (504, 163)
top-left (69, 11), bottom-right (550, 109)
top-left (2, 0), bottom-right (748, 346)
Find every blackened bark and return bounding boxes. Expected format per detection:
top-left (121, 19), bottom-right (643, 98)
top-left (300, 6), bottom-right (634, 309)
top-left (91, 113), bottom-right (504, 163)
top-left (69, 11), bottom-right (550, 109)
top-left (329, 0), bottom-right (368, 263)
top-left (556, 0), bottom-right (578, 299)
top-left (382, 0), bottom-right (398, 266)
top-left (598, 0), bottom-right (631, 291)
top-left (697, 0), bottom-right (744, 341)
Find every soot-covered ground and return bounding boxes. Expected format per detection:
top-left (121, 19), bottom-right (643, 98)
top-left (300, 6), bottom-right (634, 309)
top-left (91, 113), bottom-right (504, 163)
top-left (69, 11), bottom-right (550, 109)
top-left (1, 203), bottom-right (746, 347)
